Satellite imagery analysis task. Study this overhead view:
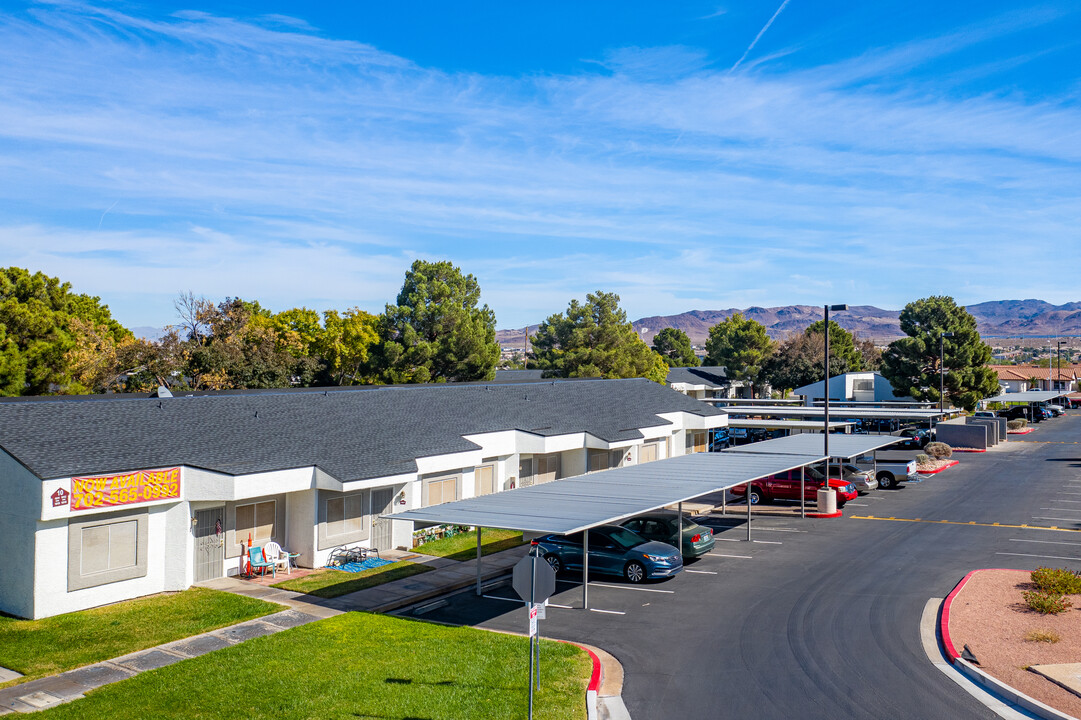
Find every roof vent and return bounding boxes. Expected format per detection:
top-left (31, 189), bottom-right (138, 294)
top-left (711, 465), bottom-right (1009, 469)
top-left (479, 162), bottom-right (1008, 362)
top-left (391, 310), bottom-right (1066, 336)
top-left (151, 386), bottom-right (173, 398)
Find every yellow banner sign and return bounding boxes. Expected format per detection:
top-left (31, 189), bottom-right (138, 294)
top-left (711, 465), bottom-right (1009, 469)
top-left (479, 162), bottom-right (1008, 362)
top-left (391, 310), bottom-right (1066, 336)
top-left (71, 467), bottom-right (181, 511)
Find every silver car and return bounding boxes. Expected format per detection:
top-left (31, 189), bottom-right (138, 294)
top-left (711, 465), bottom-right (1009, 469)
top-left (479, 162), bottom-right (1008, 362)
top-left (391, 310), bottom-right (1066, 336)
top-left (814, 462), bottom-right (878, 494)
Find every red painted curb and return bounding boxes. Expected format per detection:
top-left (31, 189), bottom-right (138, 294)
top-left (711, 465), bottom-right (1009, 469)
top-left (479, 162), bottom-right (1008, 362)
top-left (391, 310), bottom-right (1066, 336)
top-left (557, 640), bottom-right (602, 692)
top-left (1008, 428), bottom-right (1035, 435)
top-left (918, 459), bottom-right (960, 475)
top-left (807, 510), bottom-right (843, 518)
top-left (940, 569), bottom-right (1026, 664)
top-left (951, 448), bottom-right (987, 453)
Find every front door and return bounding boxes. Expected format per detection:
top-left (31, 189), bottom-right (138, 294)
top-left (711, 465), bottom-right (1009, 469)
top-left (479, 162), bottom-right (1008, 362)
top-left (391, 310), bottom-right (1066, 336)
top-left (371, 488), bottom-right (394, 551)
top-left (193, 507), bottom-right (224, 582)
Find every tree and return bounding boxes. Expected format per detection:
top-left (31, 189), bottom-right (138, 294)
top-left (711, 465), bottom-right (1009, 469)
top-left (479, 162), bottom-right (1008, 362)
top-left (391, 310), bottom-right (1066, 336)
top-left (704, 313), bottom-right (774, 398)
top-left (652, 328), bottom-right (699, 367)
top-left (0, 267), bottom-right (132, 395)
top-left (879, 296), bottom-right (999, 411)
top-left (804, 320), bottom-right (863, 371)
top-left (531, 291), bottom-right (669, 384)
top-left (761, 333), bottom-right (834, 396)
top-left (376, 260), bottom-right (500, 383)
top-left (317, 308), bottom-right (379, 385)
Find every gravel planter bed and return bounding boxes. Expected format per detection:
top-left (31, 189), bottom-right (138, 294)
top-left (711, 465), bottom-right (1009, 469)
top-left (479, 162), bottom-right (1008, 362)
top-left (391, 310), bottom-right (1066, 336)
top-left (947, 569), bottom-right (1081, 718)
top-left (915, 459), bottom-right (959, 474)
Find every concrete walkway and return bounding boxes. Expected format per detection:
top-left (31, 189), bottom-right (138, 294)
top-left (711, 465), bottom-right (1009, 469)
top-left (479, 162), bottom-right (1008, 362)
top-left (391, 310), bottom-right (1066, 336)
top-left (0, 544), bottom-right (532, 714)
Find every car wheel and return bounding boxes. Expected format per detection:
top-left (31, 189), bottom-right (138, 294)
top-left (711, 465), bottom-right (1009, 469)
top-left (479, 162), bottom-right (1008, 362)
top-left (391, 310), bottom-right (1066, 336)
top-left (878, 473), bottom-right (894, 490)
top-left (748, 486), bottom-right (764, 505)
top-left (624, 561), bottom-right (646, 583)
top-left (544, 554), bottom-right (562, 575)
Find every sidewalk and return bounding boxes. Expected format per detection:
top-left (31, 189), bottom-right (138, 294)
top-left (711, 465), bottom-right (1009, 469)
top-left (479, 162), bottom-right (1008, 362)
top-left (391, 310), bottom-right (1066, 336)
top-left (0, 544), bottom-right (531, 714)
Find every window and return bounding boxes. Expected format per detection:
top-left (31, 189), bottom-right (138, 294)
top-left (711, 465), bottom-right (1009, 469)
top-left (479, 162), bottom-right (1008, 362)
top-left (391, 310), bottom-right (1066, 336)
top-left (68, 510), bottom-right (148, 591)
top-left (588, 450), bottom-right (610, 473)
top-left (536, 454), bottom-right (561, 484)
top-left (640, 442), bottom-right (663, 463)
top-left (854, 380), bottom-right (874, 392)
top-left (326, 493), bottom-right (367, 538)
top-left (476, 465), bottom-right (496, 496)
top-left (236, 500), bottom-right (276, 550)
top-left (686, 431), bottom-right (707, 453)
top-left (426, 476), bottom-right (458, 506)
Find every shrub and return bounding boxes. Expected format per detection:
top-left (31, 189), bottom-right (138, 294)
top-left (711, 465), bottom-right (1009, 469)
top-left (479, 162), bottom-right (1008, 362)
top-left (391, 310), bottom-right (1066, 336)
top-left (915, 454), bottom-right (931, 465)
top-left (1031, 567), bottom-right (1081, 595)
top-left (1022, 589), bottom-right (1072, 614)
top-left (1024, 629), bottom-right (1061, 643)
top-left (1007, 418), bottom-right (1027, 430)
top-left (924, 442), bottom-right (953, 460)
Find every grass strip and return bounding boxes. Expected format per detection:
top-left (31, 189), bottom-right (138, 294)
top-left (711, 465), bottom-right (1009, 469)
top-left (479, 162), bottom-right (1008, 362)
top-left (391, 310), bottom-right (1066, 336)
top-left (0, 588), bottom-right (280, 687)
top-left (414, 528), bottom-right (525, 561)
top-left (39, 613), bottom-right (590, 719)
top-left (271, 560), bottom-right (433, 598)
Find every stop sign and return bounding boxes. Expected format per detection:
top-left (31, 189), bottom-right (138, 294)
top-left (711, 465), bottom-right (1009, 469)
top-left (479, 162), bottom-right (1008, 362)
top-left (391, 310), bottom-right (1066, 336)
top-left (512, 552), bottom-right (556, 604)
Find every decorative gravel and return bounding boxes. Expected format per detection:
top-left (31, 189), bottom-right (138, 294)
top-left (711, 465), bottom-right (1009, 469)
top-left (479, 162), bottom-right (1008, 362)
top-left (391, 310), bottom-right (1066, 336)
top-left (914, 459), bottom-right (956, 473)
top-left (948, 569), bottom-right (1081, 717)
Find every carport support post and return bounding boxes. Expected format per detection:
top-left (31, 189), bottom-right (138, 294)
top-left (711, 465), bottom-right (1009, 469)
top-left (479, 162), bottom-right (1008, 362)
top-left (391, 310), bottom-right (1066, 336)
top-left (583, 529), bottom-right (590, 610)
top-left (475, 527), bottom-right (483, 596)
top-left (746, 482), bottom-right (752, 541)
top-left (677, 502), bottom-right (683, 557)
top-left (800, 466), bottom-right (805, 519)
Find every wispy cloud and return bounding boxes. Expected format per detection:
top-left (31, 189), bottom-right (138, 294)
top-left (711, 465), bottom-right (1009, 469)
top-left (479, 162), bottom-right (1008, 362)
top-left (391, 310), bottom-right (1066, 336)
top-left (0, 3), bottom-right (1078, 328)
top-left (729, 0), bottom-right (792, 72)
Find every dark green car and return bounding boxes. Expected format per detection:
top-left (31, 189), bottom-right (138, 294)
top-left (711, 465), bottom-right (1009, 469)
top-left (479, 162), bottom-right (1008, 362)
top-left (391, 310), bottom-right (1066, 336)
top-left (620, 510), bottom-right (715, 559)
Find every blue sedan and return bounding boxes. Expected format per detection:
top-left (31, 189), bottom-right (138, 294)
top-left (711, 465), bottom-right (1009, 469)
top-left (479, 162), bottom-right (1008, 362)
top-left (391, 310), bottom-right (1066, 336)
top-left (534, 524), bottom-right (683, 583)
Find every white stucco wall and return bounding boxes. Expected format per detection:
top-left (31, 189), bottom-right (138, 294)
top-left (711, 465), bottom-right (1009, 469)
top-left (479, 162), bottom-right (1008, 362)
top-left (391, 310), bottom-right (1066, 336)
top-left (0, 450), bottom-right (41, 619)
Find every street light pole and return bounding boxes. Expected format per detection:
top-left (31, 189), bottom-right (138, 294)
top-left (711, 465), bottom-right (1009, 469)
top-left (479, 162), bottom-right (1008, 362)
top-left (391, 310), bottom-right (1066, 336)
top-left (939, 332), bottom-right (954, 412)
top-left (1056, 340), bottom-right (1064, 395)
top-left (823, 304), bottom-right (848, 513)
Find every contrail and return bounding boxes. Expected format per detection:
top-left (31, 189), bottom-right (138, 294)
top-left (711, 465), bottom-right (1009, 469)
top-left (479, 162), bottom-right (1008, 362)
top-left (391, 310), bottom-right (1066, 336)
top-left (730, 0), bottom-right (792, 72)
top-left (98, 200), bottom-right (119, 229)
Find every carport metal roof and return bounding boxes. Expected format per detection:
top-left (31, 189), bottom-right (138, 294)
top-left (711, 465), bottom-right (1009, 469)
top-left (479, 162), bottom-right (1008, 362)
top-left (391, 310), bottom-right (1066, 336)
top-left (706, 397), bottom-right (805, 405)
top-left (726, 433), bottom-right (901, 459)
top-left (727, 419), bottom-right (852, 431)
top-left (387, 450), bottom-right (824, 536)
top-left (981, 390), bottom-right (1069, 405)
top-left (715, 405), bottom-right (948, 421)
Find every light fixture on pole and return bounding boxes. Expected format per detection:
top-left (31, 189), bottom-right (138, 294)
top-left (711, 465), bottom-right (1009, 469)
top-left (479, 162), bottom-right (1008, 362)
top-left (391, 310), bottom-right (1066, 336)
top-left (939, 332), bottom-right (954, 412)
top-left (822, 304), bottom-right (848, 514)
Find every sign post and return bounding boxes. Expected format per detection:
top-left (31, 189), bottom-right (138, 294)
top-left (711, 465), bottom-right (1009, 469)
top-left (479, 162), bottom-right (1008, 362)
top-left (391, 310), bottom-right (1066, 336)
top-left (513, 543), bottom-right (556, 720)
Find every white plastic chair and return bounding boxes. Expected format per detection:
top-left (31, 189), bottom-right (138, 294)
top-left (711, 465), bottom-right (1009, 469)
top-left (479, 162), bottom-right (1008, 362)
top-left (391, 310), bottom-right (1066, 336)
top-left (264, 541), bottom-right (295, 574)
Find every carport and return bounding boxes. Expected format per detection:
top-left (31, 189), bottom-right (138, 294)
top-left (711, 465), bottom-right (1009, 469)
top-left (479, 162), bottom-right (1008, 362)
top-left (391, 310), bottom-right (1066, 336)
top-left (714, 404), bottom-right (954, 433)
top-left (385, 451), bottom-right (824, 609)
top-left (727, 433), bottom-right (902, 517)
top-left (979, 390), bottom-right (1070, 421)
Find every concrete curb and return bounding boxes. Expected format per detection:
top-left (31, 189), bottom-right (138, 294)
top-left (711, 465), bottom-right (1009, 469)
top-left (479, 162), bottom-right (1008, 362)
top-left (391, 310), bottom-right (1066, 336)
top-left (557, 641), bottom-right (602, 720)
top-left (940, 569), bottom-right (1079, 720)
top-left (916, 459), bottom-right (960, 475)
top-left (952, 448), bottom-right (988, 453)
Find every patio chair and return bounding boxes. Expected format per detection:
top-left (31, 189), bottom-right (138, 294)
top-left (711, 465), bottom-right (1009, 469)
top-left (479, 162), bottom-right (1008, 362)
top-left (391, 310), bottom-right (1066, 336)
top-left (247, 545), bottom-right (276, 578)
top-left (264, 541), bottom-right (298, 575)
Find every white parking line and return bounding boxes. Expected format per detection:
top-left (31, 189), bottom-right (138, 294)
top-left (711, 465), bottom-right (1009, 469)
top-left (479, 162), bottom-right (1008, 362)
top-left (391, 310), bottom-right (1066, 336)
top-left (684, 569), bottom-right (718, 575)
top-left (589, 583), bottom-right (675, 594)
top-left (483, 595), bottom-right (526, 604)
top-left (1010, 538), bottom-right (1081, 547)
top-left (1048, 500), bottom-right (1081, 503)
top-left (548, 603), bottom-right (574, 609)
top-left (1032, 517), bottom-right (1081, 523)
top-left (1040, 507), bottom-right (1081, 511)
top-left (997, 552), bottom-right (1081, 562)
top-left (716, 538), bottom-right (743, 542)
top-left (847, 503), bottom-right (869, 507)
top-left (589, 608), bottom-right (626, 615)
top-left (711, 553), bottom-right (753, 559)
top-left (865, 496), bottom-right (887, 500)
top-left (753, 540), bottom-right (782, 545)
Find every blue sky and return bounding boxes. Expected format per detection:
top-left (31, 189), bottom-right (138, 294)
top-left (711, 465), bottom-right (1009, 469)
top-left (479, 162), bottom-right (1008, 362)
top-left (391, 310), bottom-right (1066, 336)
top-left (0, 1), bottom-right (1079, 330)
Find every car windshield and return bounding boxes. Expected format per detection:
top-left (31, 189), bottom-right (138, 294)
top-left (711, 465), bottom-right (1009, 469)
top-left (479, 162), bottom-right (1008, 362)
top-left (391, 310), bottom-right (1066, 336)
top-left (604, 527), bottom-right (647, 550)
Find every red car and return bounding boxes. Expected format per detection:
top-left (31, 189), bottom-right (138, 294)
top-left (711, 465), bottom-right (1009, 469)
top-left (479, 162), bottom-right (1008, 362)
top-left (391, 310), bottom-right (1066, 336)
top-left (730, 467), bottom-right (857, 508)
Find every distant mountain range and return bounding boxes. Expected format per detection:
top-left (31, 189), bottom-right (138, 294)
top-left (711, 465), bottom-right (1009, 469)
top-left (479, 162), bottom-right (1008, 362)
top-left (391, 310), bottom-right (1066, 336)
top-left (496, 300), bottom-right (1081, 348)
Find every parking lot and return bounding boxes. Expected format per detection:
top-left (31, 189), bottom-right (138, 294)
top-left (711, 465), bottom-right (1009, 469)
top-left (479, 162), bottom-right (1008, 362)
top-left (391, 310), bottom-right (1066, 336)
top-left (397, 411), bottom-right (1081, 719)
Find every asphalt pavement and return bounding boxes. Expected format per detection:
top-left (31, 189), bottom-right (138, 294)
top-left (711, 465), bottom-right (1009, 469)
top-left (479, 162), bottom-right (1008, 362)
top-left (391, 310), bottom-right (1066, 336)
top-left (403, 412), bottom-right (1081, 719)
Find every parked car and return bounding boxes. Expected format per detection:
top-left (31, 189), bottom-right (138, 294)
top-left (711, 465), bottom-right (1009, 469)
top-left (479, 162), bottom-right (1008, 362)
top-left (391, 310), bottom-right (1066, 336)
top-left (973, 411), bottom-right (996, 419)
top-left (893, 427), bottom-right (934, 449)
top-left (620, 510), bottom-right (715, 559)
top-left (813, 462), bottom-right (877, 494)
top-left (996, 406), bottom-right (1030, 421)
top-left (1044, 404), bottom-right (1064, 417)
top-left (535, 525), bottom-right (683, 583)
top-left (851, 455), bottom-right (918, 490)
top-left (729, 466), bottom-right (858, 508)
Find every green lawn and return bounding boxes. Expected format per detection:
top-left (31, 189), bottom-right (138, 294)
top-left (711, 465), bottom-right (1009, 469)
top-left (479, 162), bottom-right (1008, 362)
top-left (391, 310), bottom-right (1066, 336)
top-left (39, 613), bottom-right (590, 720)
top-left (414, 528), bottom-right (525, 561)
top-left (271, 560), bottom-right (433, 598)
top-left (0, 588), bottom-right (281, 688)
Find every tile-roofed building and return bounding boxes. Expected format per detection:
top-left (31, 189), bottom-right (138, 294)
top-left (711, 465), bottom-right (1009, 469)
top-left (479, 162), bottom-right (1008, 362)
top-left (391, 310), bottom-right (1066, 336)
top-left (987, 365), bottom-right (1081, 393)
top-left (0, 378), bottom-right (726, 619)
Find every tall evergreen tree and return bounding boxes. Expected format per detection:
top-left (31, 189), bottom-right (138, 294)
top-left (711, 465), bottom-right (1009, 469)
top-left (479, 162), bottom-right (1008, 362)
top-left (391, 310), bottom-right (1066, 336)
top-left (376, 260), bottom-right (499, 383)
top-left (652, 327), bottom-right (699, 367)
top-left (531, 291), bottom-right (669, 383)
top-left (704, 312), bottom-right (775, 398)
top-left (880, 296), bottom-right (999, 410)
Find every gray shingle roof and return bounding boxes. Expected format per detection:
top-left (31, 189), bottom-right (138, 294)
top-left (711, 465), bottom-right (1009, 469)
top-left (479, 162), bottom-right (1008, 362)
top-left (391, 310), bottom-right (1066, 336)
top-left (0, 378), bottom-right (724, 482)
top-left (665, 366), bottom-right (728, 386)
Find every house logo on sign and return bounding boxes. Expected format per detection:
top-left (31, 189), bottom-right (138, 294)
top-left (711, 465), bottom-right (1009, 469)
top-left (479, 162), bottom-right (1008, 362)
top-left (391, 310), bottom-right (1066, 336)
top-left (51, 487), bottom-right (70, 508)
